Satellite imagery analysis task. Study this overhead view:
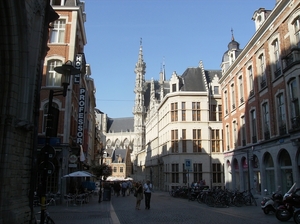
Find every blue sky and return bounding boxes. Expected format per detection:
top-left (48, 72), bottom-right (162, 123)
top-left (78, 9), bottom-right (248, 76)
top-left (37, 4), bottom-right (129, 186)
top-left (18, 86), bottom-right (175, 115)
top-left (84, 0), bottom-right (275, 118)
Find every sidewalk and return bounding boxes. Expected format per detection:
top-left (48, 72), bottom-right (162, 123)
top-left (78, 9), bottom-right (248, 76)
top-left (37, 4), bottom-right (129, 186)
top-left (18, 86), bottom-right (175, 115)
top-left (34, 194), bottom-right (120, 224)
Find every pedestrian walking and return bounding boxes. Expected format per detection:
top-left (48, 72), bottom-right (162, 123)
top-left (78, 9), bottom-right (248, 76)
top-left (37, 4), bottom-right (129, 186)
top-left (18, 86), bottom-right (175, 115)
top-left (113, 182), bottom-right (121, 197)
top-left (135, 182), bottom-right (143, 210)
top-left (121, 181), bottom-right (128, 197)
top-left (143, 180), bottom-right (153, 210)
top-left (127, 181), bottom-right (132, 196)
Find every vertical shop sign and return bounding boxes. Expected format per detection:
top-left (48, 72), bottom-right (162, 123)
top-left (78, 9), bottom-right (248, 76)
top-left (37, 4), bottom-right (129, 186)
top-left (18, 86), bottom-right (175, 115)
top-left (74, 54), bottom-right (82, 84)
top-left (77, 88), bottom-right (86, 144)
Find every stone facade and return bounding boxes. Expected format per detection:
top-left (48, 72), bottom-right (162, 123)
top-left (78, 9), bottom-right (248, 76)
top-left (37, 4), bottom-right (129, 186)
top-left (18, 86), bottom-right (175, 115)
top-left (0, 1), bottom-right (57, 223)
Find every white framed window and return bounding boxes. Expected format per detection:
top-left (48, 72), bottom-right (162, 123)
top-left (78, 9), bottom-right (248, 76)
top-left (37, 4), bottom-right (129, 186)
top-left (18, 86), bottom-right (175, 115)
top-left (289, 79), bottom-right (300, 129)
top-left (248, 65), bottom-right (254, 97)
top-left (226, 125), bottom-right (230, 151)
top-left (276, 93), bottom-right (286, 135)
top-left (231, 83), bottom-right (235, 110)
top-left (46, 60), bottom-right (62, 87)
top-left (250, 109), bottom-right (257, 143)
top-left (224, 90), bottom-right (228, 114)
top-left (258, 54), bottom-right (266, 89)
top-left (233, 120), bottom-right (237, 148)
top-left (293, 16), bottom-right (300, 48)
top-left (262, 102), bottom-right (270, 140)
top-left (49, 19), bottom-right (66, 43)
top-left (241, 116), bottom-right (246, 146)
top-left (238, 74), bottom-right (244, 104)
top-left (272, 39), bottom-right (281, 79)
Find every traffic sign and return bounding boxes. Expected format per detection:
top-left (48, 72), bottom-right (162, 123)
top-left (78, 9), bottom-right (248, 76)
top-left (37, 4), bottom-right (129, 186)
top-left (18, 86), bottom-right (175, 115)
top-left (185, 159), bottom-right (192, 171)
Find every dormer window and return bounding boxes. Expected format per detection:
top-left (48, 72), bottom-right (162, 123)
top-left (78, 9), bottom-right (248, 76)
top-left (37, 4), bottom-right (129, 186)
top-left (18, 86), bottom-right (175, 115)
top-left (172, 83), bottom-right (176, 92)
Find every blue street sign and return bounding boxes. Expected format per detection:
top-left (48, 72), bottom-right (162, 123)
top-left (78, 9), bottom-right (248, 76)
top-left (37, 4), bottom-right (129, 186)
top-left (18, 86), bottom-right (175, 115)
top-left (185, 159), bottom-right (192, 171)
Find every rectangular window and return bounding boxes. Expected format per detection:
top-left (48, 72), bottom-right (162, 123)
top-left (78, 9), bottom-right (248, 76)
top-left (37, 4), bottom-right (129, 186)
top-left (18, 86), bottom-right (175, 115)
top-left (172, 83), bottom-right (176, 92)
top-left (290, 79), bottom-right (300, 129)
top-left (239, 75), bottom-right (244, 104)
top-left (241, 116), bottom-right (246, 146)
top-left (181, 102), bottom-right (186, 121)
top-left (120, 167), bottom-right (123, 173)
top-left (262, 103), bottom-right (270, 140)
top-left (259, 54), bottom-right (266, 88)
top-left (226, 125), bottom-right (230, 150)
top-left (171, 163), bottom-right (179, 183)
top-left (231, 84), bottom-right (235, 110)
top-left (46, 60), bottom-right (62, 87)
top-left (277, 93), bottom-right (286, 135)
top-left (171, 103), bottom-right (178, 122)
top-left (248, 66), bottom-right (254, 96)
top-left (233, 121), bottom-right (237, 148)
top-left (251, 110), bottom-right (257, 143)
top-left (273, 40), bottom-right (281, 78)
top-left (171, 130), bottom-right (178, 153)
top-left (193, 129), bottom-right (201, 152)
top-left (210, 105), bottom-right (217, 121)
top-left (212, 163), bottom-right (222, 183)
top-left (211, 129), bottom-right (221, 153)
top-left (294, 17), bottom-right (300, 47)
top-left (214, 86), bottom-right (219, 94)
top-left (182, 129), bottom-right (187, 153)
top-left (224, 91), bottom-right (228, 114)
top-left (49, 19), bottom-right (66, 43)
top-left (113, 167), bottom-right (117, 172)
top-left (192, 102), bottom-right (201, 121)
top-left (193, 163), bottom-right (202, 182)
top-left (218, 105), bottom-right (222, 121)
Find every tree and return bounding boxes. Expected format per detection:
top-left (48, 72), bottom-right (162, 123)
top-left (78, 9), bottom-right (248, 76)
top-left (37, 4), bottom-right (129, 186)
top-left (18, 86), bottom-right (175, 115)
top-left (91, 164), bottom-right (112, 180)
top-left (91, 164), bottom-right (112, 203)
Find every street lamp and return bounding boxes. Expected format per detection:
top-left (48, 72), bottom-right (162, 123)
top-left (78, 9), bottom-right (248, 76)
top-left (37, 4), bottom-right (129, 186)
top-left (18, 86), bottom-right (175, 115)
top-left (39, 60), bottom-right (80, 224)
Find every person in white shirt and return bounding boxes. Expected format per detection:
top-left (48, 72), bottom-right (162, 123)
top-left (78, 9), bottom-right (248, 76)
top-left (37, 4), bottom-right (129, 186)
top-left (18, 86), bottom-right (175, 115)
top-left (143, 180), bottom-right (152, 209)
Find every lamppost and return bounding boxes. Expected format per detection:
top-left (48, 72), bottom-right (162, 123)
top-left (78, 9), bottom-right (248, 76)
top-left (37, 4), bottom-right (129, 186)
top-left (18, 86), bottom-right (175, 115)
top-left (39, 60), bottom-right (80, 224)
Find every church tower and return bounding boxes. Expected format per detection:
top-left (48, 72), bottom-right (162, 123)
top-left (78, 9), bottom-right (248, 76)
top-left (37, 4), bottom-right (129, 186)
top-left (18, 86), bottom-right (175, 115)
top-left (133, 39), bottom-right (146, 155)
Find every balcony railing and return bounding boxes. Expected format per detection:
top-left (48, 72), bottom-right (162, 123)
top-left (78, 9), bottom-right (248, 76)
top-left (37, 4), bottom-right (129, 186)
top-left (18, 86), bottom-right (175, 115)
top-left (260, 79), bottom-right (266, 89)
top-left (282, 48), bottom-right (300, 72)
top-left (249, 90), bottom-right (254, 97)
top-left (240, 97), bottom-right (244, 104)
top-left (291, 116), bottom-right (300, 130)
top-left (279, 124), bottom-right (287, 136)
top-left (274, 68), bottom-right (282, 79)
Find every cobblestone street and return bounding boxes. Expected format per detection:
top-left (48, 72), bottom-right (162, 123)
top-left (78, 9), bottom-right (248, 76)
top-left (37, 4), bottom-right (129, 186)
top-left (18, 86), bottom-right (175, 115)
top-left (39, 191), bottom-right (296, 224)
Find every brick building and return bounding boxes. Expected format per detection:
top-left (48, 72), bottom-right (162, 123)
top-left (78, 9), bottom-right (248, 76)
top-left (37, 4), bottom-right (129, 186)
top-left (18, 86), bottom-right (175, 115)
top-left (220, 0), bottom-right (300, 194)
top-left (37, 0), bottom-right (97, 198)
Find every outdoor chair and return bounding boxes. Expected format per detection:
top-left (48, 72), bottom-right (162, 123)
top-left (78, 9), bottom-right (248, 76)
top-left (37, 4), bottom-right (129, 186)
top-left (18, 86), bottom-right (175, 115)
top-left (64, 194), bottom-right (75, 206)
top-left (75, 194), bottom-right (85, 206)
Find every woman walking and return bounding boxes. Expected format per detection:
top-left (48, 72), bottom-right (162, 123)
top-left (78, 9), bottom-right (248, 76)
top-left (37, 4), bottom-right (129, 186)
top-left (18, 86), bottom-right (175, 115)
top-left (135, 182), bottom-right (143, 210)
